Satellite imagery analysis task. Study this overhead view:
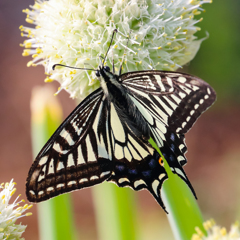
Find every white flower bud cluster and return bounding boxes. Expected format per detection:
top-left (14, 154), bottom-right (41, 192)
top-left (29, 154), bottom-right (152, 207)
top-left (20, 0), bottom-right (211, 99)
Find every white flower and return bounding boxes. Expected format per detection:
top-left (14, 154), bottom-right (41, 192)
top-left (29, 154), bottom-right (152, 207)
top-left (20, 0), bottom-right (212, 99)
top-left (192, 219), bottom-right (240, 240)
top-left (0, 180), bottom-right (33, 240)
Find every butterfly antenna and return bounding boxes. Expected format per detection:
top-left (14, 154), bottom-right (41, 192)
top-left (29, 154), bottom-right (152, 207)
top-left (102, 29), bottom-right (118, 66)
top-left (119, 30), bottom-right (132, 75)
top-left (52, 64), bottom-right (97, 72)
top-left (112, 45), bottom-right (115, 74)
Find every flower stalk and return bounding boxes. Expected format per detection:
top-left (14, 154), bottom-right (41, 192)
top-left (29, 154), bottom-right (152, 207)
top-left (31, 86), bottom-right (77, 240)
top-left (149, 137), bottom-right (206, 240)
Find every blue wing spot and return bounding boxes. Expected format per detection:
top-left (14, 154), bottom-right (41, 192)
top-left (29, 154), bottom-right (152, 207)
top-left (148, 158), bottom-right (157, 169)
top-left (169, 154), bottom-right (176, 162)
top-left (170, 143), bottom-right (175, 151)
top-left (142, 170), bottom-right (152, 178)
top-left (128, 169), bottom-right (138, 175)
top-left (170, 133), bottom-right (175, 141)
top-left (116, 165), bottom-right (125, 172)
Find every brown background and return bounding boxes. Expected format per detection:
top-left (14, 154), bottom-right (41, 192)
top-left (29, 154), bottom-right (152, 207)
top-left (0, 0), bottom-right (240, 239)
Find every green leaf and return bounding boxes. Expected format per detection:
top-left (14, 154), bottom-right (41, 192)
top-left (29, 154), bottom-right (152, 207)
top-left (148, 137), bottom-right (206, 240)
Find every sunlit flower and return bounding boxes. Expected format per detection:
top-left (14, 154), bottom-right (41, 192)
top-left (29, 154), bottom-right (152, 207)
top-left (20, 0), bottom-right (211, 99)
top-left (0, 180), bottom-right (33, 240)
top-left (192, 219), bottom-right (240, 240)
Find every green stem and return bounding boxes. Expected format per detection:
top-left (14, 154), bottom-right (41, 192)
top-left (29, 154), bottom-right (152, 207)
top-left (92, 183), bottom-right (139, 240)
top-left (148, 137), bottom-right (206, 240)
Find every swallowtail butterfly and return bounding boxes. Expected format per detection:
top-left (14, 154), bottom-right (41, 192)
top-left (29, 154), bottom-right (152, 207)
top-left (26, 31), bottom-right (216, 212)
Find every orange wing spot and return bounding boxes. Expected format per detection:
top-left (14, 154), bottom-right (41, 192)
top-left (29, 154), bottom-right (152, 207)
top-left (158, 157), bottom-right (164, 166)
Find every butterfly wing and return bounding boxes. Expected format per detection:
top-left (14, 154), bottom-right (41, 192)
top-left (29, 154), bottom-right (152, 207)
top-left (121, 70), bottom-right (216, 195)
top-left (26, 88), bottom-right (115, 202)
top-left (106, 102), bottom-right (168, 210)
top-left (27, 86), bottom-right (168, 210)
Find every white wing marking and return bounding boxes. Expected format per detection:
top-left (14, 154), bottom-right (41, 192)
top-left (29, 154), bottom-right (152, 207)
top-left (39, 156), bottom-right (48, 166)
top-left (67, 154), bottom-right (75, 167)
top-left (110, 103), bottom-right (126, 143)
top-left (154, 75), bottom-right (165, 91)
top-left (77, 146), bottom-right (85, 165)
top-left (119, 178), bottom-right (130, 184)
top-left (48, 158), bottom-right (54, 174)
top-left (57, 161), bottom-right (65, 171)
top-left (152, 180), bottom-right (160, 196)
top-left (60, 129), bottom-right (75, 146)
top-left (129, 95), bottom-right (154, 125)
top-left (86, 135), bottom-right (96, 162)
top-left (115, 144), bottom-right (124, 160)
top-left (134, 179), bottom-right (146, 188)
top-left (177, 76), bottom-right (186, 83)
top-left (52, 143), bottom-right (68, 154)
top-left (123, 146), bottom-right (132, 161)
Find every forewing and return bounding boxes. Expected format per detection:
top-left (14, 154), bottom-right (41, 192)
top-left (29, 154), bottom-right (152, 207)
top-left (121, 70), bottom-right (216, 195)
top-left (122, 70), bottom-right (216, 134)
top-left (26, 88), bottom-right (113, 202)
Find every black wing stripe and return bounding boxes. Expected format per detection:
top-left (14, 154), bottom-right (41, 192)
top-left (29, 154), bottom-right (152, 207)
top-left (121, 70), bottom-right (216, 199)
top-left (26, 88), bottom-right (114, 202)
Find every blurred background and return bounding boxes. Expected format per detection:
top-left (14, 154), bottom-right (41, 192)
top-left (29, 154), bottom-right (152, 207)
top-left (0, 0), bottom-right (240, 239)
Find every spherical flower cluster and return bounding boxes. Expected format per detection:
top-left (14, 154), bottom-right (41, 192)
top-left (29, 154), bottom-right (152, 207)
top-left (0, 179), bottom-right (32, 240)
top-left (20, 0), bottom-right (211, 99)
top-left (192, 219), bottom-right (240, 240)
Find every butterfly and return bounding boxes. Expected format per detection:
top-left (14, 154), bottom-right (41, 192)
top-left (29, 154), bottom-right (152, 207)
top-left (26, 31), bottom-right (216, 212)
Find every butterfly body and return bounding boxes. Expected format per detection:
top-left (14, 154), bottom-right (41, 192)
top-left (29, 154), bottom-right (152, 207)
top-left (99, 66), bottom-right (151, 141)
top-left (26, 65), bottom-right (216, 211)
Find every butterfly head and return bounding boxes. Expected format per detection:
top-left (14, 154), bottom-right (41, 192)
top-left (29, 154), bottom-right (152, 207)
top-left (96, 65), bottom-right (117, 82)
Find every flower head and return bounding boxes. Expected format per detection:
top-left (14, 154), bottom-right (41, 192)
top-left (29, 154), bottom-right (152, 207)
top-left (21, 0), bottom-right (211, 99)
top-left (192, 219), bottom-right (240, 240)
top-left (0, 179), bottom-right (33, 240)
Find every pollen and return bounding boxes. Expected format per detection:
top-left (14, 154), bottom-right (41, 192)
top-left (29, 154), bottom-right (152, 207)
top-left (220, 227), bottom-right (227, 236)
top-left (27, 61), bottom-right (33, 67)
top-left (33, 2), bottom-right (41, 9)
top-left (26, 18), bottom-right (34, 24)
top-left (22, 49), bottom-right (30, 56)
top-left (10, 188), bottom-right (16, 196)
top-left (36, 48), bottom-right (43, 54)
top-left (23, 204), bottom-right (29, 209)
top-left (25, 42), bottom-right (32, 48)
top-left (44, 76), bottom-right (54, 82)
top-left (22, 8), bottom-right (30, 13)
top-left (195, 227), bottom-right (204, 237)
